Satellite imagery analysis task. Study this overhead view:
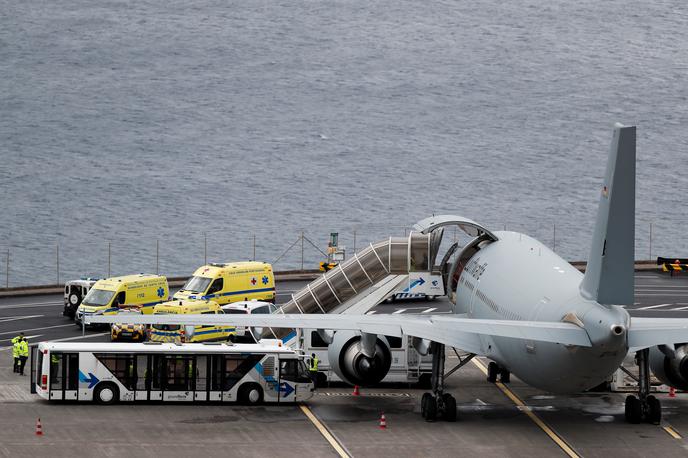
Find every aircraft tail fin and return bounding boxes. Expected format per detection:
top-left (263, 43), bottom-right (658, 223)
top-left (580, 124), bottom-right (636, 305)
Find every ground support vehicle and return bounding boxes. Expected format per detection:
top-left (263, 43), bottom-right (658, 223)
top-left (32, 340), bottom-right (314, 404)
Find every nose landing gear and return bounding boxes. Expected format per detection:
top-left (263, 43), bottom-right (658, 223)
top-left (625, 348), bottom-right (662, 424)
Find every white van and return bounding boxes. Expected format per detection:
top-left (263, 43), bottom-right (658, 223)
top-left (63, 278), bottom-right (100, 319)
top-left (221, 301), bottom-right (278, 342)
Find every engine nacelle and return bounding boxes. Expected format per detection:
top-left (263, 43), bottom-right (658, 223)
top-left (650, 344), bottom-right (688, 390)
top-left (327, 330), bottom-right (392, 386)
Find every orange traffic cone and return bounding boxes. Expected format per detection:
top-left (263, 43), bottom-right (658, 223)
top-left (670, 386), bottom-right (676, 398)
top-left (379, 412), bottom-right (387, 429)
top-left (352, 385), bottom-right (360, 396)
top-left (35, 418), bottom-right (43, 436)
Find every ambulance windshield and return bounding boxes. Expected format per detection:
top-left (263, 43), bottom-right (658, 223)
top-left (182, 276), bottom-right (212, 293)
top-left (83, 289), bottom-right (115, 307)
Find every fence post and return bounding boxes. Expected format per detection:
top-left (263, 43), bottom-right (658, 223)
top-left (253, 234), bottom-right (256, 261)
top-left (649, 222), bottom-right (653, 261)
top-left (204, 232), bottom-right (207, 265)
top-left (353, 230), bottom-right (357, 253)
top-left (56, 244), bottom-right (60, 285)
top-left (553, 223), bottom-right (556, 252)
top-left (108, 242), bottom-right (111, 278)
top-left (156, 239), bottom-right (159, 275)
top-left (301, 231), bottom-right (304, 270)
top-left (5, 249), bottom-right (8, 288)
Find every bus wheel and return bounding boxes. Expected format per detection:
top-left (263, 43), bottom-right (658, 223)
top-left (94, 383), bottom-right (119, 405)
top-left (238, 383), bottom-right (263, 405)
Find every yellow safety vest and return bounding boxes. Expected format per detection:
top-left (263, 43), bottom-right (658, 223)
top-left (12, 341), bottom-right (20, 358)
top-left (18, 341), bottom-right (29, 357)
top-left (310, 356), bottom-right (319, 372)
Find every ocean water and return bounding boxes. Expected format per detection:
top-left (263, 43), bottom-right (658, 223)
top-left (1, 0), bottom-right (687, 286)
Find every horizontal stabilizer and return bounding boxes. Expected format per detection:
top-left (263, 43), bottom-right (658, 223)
top-left (628, 317), bottom-right (688, 349)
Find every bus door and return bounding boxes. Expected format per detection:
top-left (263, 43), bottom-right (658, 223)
top-left (134, 354), bottom-right (149, 401)
top-left (48, 353), bottom-right (79, 400)
top-left (278, 357), bottom-right (310, 403)
top-left (148, 355), bottom-right (164, 401)
top-left (162, 355), bottom-right (194, 401)
top-left (194, 355), bottom-right (209, 401)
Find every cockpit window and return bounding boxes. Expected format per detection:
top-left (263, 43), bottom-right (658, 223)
top-left (181, 276), bottom-right (212, 293)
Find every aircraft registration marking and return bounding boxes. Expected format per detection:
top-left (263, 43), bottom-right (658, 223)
top-left (472, 359), bottom-right (581, 458)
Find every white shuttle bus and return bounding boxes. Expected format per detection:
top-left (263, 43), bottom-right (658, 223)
top-left (31, 341), bottom-right (314, 404)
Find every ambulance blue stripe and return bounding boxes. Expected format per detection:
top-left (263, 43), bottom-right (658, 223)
top-left (195, 287), bottom-right (275, 301)
top-left (150, 327), bottom-right (235, 337)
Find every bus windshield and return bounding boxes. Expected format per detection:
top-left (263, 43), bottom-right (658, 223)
top-left (181, 276), bottom-right (212, 293)
top-left (82, 289), bottom-right (115, 307)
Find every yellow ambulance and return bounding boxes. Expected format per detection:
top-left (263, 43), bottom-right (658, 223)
top-left (75, 274), bottom-right (169, 326)
top-left (148, 300), bottom-right (234, 343)
top-left (173, 262), bottom-right (275, 305)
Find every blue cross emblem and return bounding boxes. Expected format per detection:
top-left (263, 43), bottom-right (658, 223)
top-left (157, 287), bottom-right (165, 298)
top-left (262, 276), bottom-right (269, 285)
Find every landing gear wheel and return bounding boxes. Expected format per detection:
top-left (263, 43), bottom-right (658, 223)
top-left (442, 393), bottom-right (457, 422)
top-left (625, 395), bottom-right (642, 424)
top-left (499, 369), bottom-right (510, 383)
top-left (421, 392), bottom-right (433, 419)
top-left (424, 395), bottom-right (437, 422)
top-left (647, 395), bottom-right (662, 425)
top-left (487, 362), bottom-right (499, 383)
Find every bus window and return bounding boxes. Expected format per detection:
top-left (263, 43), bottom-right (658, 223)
top-left (310, 331), bottom-right (329, 348)
top-left (135, 355), bottom-right (148, 391)
top-left (94, 354), bottom-right (135, 391)
top-left (164, 356), bottom-right (193, 391)
top-left (50, 353), bottom-right (62, 390)
top-left (212, 354), bottom-right (264, 391)
top-left (280, 359), bottom-right (311, 383)
top-left (66, 354), bottom-right (79, 390)
top-left (386, 336), bottom-right (403, 349)
top-left (195, 355), bottom-right (208, 392)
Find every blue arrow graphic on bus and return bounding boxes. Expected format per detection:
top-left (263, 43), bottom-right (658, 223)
top-left (78, 370), bottom-right (100, 389)
top-left (402, 277), bottom-right (425, 293)
top-left (279, 382), bottom-right (294, 397)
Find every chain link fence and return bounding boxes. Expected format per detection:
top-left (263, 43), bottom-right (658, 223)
top-left (0, 220), bottom-right (686, 288)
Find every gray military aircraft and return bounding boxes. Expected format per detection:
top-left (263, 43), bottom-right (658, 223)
top-left (88, 124), bottom-right (688, 424)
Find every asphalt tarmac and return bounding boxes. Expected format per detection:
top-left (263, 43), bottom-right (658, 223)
top-left (1, 272), bottom-right (688, 457)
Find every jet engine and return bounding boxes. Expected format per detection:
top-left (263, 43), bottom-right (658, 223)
top-left (649, 344), bottom-right (688, 390)
top-left (327, 330), bottom-right (392, 386)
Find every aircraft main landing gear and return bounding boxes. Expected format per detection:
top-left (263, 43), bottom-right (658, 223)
top-left (421, 342), bottom-right (457, 422)
top-left (625, 348), bottom-right (661, 424)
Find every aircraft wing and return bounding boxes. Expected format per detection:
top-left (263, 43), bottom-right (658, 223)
top-left (628, 317), bottom-right (688, 349)
top-left (85, 313), bottom-right (592, 354)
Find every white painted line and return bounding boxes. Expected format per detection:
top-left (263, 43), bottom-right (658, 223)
top-left (0, 323), bottom-right (74, 336)
top-left (422, 307), bottom-right (437, 313)
top-left (0, 332), bottom-right (108, 351)
top-left (0, 315), bottom-right (44, 323)
top-left (671, 306), bottom-right (688, 311)
top-left (392, 309), bottom-right (407, 314)
top-left (637, 303), bottom-right (673, 310)
top-left (0, 301), bottom-right (61, 310)
top-left (365, 310), bottom-right (376, 315)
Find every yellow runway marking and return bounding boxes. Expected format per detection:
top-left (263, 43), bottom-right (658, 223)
top-left (300, 404), bottom-right (351, 458)
top-left (663, 425), bottom-right (682, 439)
top-left (472, 359), bottom-right (581, 458)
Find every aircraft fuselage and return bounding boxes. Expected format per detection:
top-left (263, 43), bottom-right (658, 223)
top-left (456, 231), bottom-right (629, 393)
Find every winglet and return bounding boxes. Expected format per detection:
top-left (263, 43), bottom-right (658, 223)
top-left (580, 124), bottom-right (636, 305)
